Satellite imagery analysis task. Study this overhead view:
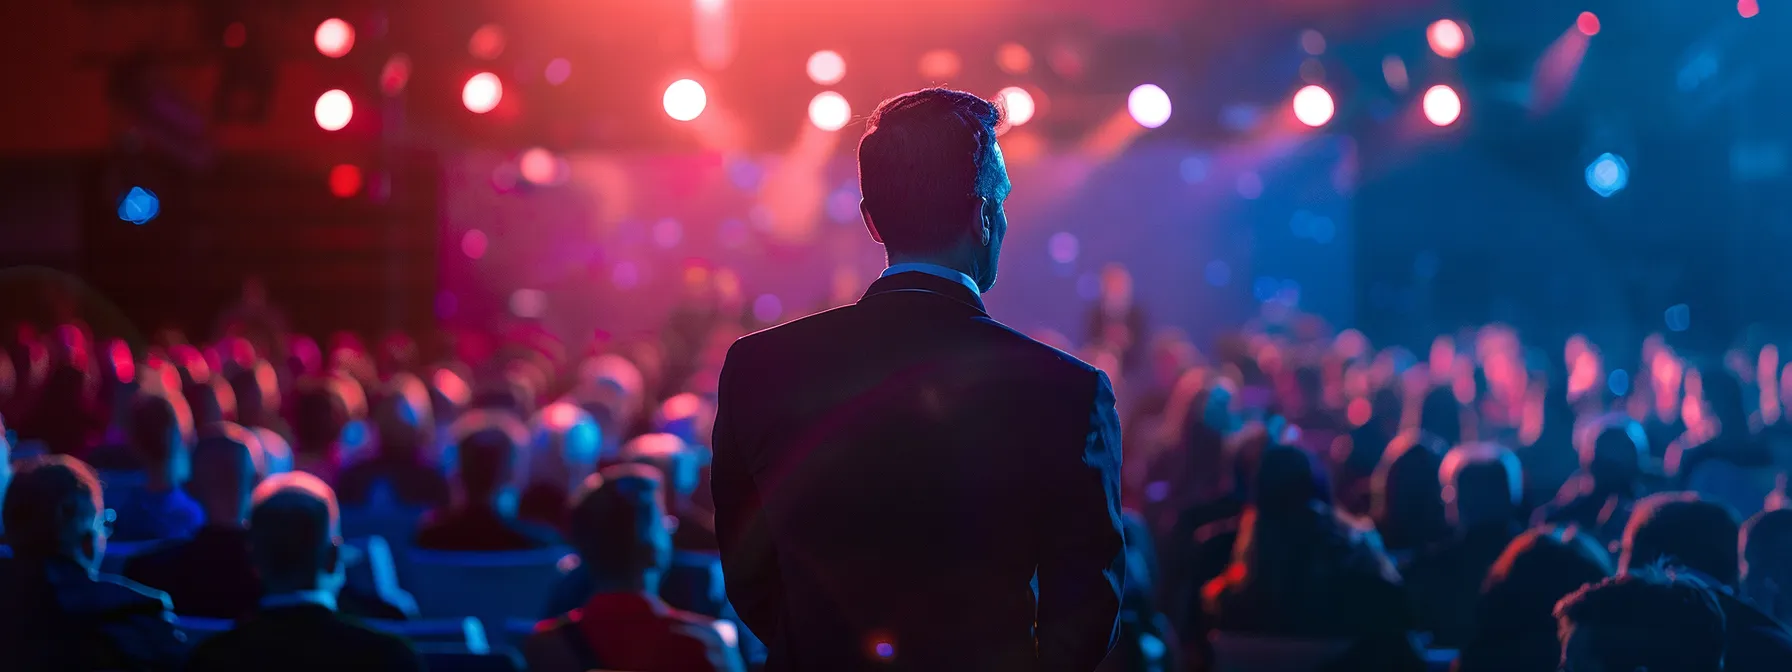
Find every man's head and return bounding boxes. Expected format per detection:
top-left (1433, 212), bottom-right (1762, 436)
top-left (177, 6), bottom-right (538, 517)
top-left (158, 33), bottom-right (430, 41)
top-left (1577, 416), bottom-right (1647, 491)
top-left (374, 374), bottom-right (434, 462)
top-left (567, 464), bottom-right (672, 588)
top-left (857, 88), bottom-right (1011, 292)
top-left (1742, 508), bottom-right (1792, 623)
top-left (1555, 572), bottom-right (1726, 672)
top-left (619, 433), bottom-right (700, 500)
top-left (526, 401), bottom-right (603, 491)
top-left (130, 392), bottom-right (194, 487)
top-left (2, 455), bottom-right (107, 570)
top-left (1439, 442), bottom-right (1523, 529)
top-left (249, 471), bottom-right (343, 594)
top-left (292, 378), bottom-right (349, 454)
top-left (452, 413), bottom-right (528, 505)
top-left (1621, 492), bottom-right (1742, 587)
top-left (191, 423), bottom-right (262, 527)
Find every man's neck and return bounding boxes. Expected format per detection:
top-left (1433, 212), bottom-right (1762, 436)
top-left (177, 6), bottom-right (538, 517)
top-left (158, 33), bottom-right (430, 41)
top-left (886, 253), bottom-right (974, 279)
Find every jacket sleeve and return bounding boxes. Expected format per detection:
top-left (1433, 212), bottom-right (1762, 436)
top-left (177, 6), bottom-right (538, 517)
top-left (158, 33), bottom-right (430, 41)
top-left (1036, 370), bottom-right (1127, 672)
top-left (710, 340), bottom-right (784, 646)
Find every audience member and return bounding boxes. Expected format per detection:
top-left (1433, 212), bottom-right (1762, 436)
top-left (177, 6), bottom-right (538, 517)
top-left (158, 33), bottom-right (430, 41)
top-left (0, 455), bottom-right (185, 671)
top-left (619, 433), bottom-right (716, 552)
top-left (518, 401), bottom-right (605, 531)
top-left (290, 378), bottom-right (348, 482)
top-left (182, 377), bottom-right (236, 426)
top-left (123, 424), bottom-right (261, 618)
top-left (1682, 368), bottom-right (1780, 519)
top-left (1405, 442), bottom-right (1524, 647)
top-left (1743, 508), bottom-right (1792, 626)
top-left (416, 414), bottom-right (563, 551)
top-left (1202, 445), bottom-right (1423, 671)
top-left (109, 393), bottom-right (203, 542)
top-left (1456, 527), bottom-right (1612, 672)
top-left (186, 472), bottom-right (424, 671)
top-left (336, 374), bottom-right (450, 511)
top-left (1621, 492), bottom-right (1792, 671)
top-left (526, 465), bottom-right (742, 671)
top-left (1538, 415), bottom-right (1648, 546)
top-left (1371, 429), bottom-right (1451, 554)
top-left (1555, 571), bottom-right (1727, 672)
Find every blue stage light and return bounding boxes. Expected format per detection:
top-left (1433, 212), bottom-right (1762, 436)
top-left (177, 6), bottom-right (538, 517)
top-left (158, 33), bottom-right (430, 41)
top-left (118, 186), bottom-right (160, 225)
top-left (1586, 153), bottom-right (1629, 197)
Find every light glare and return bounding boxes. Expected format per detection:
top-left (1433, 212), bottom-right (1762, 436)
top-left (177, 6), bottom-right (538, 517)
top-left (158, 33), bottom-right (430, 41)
top-left (663, 79), bottom-right (708, 122)
top-left (1292, 85), bottom-right (1335, 127)
top-left (1128, 84), bottom-right (1172, 129)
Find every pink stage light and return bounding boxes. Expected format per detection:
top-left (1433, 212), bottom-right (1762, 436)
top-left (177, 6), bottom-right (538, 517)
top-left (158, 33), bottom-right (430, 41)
top-left (314, 18), bottom-right (354, 58)
top-left (1423, 85), bottom-right (1462, 126)
top-left (462, 72), bottom-right (502, 114)
top-left (1292, 85), bottom-right (1335, 127)
top-left (806, 50), bottom-right (846, 85)
top-left (1427, 20), bottom-right (1467, 58)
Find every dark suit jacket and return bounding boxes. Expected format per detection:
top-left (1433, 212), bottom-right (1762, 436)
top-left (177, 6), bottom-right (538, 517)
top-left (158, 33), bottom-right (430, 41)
top-left (712, 271), bottom-right (1126, 672)
top-left (123, 526), bottom-right (261, 619)
top-left (414, 505), bottom-right (564, 552)
top-left (185, 603), bottom-right (423, 672)
top-left (0, 557), bottom-right (187, 671)
top-left (1717, 591), bottom-right (1792, 672)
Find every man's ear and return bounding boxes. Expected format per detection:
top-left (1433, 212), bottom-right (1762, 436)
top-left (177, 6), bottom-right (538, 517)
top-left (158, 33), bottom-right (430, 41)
top-left (860, 200), bottom-right (884, 244)
top-left (978, 197), bottom-right (993, 246)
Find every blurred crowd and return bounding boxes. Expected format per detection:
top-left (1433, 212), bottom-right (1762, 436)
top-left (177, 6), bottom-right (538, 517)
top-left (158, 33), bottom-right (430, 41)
top-left (2, 266), bottom-right (1792, 672)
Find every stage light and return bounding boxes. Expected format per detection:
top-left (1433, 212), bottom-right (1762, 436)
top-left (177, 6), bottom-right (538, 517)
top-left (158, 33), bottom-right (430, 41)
top-left (519, 148), bottom-right (561, 185)
top-left (1382, 55), bottom-right (1409, 92)
top-left (509, 289), bottom-right (546, 318)
top-left (663, 79), bottom-right (707, 121)
top-left (461, 229), bottom-right (488, 260)
top-left (545, 58), bottom-right (571, 85)
top-left (329, 164), bottom-right (362, 198)
top-left (223, 22), bottom-right (247, 48)
top-left (1048, 232), bottom-right (1079, 264)
top-left (918, 49), bottom-right (961, 79)
top-left (997, 86), bottom-right (1036, 126)
top-left (997, 43), bottom-right (1033, 74)
top-left (1740, 0), bottom-right (1760, 18)
top-left (1427, 20), bottom-right (1466, 58)
top-left (314, 18), bottom-right (354, 58)
top-left (1577, 12), bottom-right (1600, 36)
top-left (469, 24), bottom-right (506, 60)
top-left (462, 72), bottom-right (502, 114)
top-left (1585, 152), bottom-right (1629, 197)
top-left (1301, 30), bottom-right (1326, 56)
top-left (314, 90), bottom-right (353, 130)
top-left (808, 91), bottom-right (851, 131)
top-left (1422, 85), bottom-right (1461, 126)
top-left (1128, 84), bottom-right (1172, 129)
top-left (806, 50), bottom-right (845, 85)
top-left (117, 186), bottom-right (160, 225)
top-left (1292, 85), bottom-right (1334, 127)
top-left (380, 54), bottom-right (412, 96)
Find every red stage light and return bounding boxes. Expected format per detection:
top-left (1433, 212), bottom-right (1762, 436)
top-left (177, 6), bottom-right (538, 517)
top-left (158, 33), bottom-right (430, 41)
top-left (1740, 0), bottom-right (1760, 18)
top-left (329, 164), bottom-right (362, 198)
top-left (1577, 12), bottom-right (1600, 36)
top-left (314, 90), bottom-right (353, 130)
top-left (1427, 20), bottom-right (1467, 58)
top-left (314, 18), bottom-right (355, 58)
top-left (469, 24), bottom-right (506, 60)
top-left (462, 73), bottom-right (502, 114)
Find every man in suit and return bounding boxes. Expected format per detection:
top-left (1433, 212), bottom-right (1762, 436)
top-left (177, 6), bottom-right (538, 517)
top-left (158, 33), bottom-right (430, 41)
top-left (186, 471), bottom-right (423, 671)
top-left (0, 455), bottom-right (187, 671)
top-left (124, 423), bottom-right (263, 618)
top-left (416, 418), bottom-right (564, 551)
top-left (712, 87), bottom-right (1126, 671)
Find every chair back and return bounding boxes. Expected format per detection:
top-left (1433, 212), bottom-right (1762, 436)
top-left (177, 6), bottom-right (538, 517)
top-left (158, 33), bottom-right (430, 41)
top-left (416, 645), bottom-right (525, 672)
top-left (662, 551), bottom-right (726, 616)
top-left (366, 616), bottom-right (489, 649)
top-left (174, 616), bottom-right (236, 644)
top-left (340, 504), bottom-right (427, 547)
top-left (1208, 632), bottom-right (1354, 672)
top-left (403, 547), bottom-right (572, 641)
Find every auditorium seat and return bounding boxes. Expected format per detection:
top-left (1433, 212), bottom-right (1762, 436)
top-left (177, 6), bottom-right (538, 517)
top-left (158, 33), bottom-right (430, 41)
top-left (403, 546), bottom-right (573, 642)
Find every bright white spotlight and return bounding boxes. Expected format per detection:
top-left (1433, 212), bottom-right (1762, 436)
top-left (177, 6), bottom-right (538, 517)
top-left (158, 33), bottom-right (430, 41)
top-left (808, 91), bottom-right (851, 131)
top-left (1427, 20), bottom-right (1466, 58)
top-left (997, 86), bottom-right (1036, 126)
top-left (806, 50), bottom-right (846, 85)
top-left (1292, 85), bottom-right (1335, 127)
top-left (314, 89), bottom-right (353, 130)
top-left (1586, 152), bottom-right (1629, 197)
top-left (1128, 84), bottom-right (1172, 129)
top-left (314, 18), bottom-right (355, 58)
top-left (664, 79), bottom-right (708, 122)
top-left (462, 72), bottom-right (502, 114)
top-left (1422, 85), bottom-right (1462, 126)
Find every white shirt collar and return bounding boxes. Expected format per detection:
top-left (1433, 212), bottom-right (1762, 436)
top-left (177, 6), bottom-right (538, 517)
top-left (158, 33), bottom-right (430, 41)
top-left (881, 263), bottom-right (980, 298)
top-left (260, 589), bottom-right (338, 612)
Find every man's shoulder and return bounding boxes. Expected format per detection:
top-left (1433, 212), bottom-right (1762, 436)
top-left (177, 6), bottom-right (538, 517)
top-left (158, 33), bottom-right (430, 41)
top-left (730, 305), bottom-right (1098, 376)
top-left (85, 571), bottom-right (175, 616)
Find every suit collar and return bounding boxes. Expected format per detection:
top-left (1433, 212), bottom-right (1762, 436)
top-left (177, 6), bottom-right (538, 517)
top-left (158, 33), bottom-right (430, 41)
top-left (862, 271), bottom-right (987, 315)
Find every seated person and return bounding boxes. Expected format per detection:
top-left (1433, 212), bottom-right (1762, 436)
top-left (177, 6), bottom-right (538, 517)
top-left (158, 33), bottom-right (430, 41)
top-left (1456, 527), bottom-right (1612, 672)
top-left (290, 378), bottom-right (350, 482)
top-left (1403, 442), bottom-right (1524, 647)
top-left (1620, 492), bottom-right (1792, 672)
top-left (525, 464), bottom-right (742, 672)
top-left (1536, 415), bottom-right (1647, 547)
top-left (0, 455), bottom-right (185, 670)
top-left (1370, 429), bottom-right (1451, 555)
top-left (619, 433), bottom-right (716, 552)
top-left (109, 393), bottom-right (203, 542)
top-left (123, 424), bottom-right (262, 618)
top-left (1743, 508), bottom-right (1792, 626)
top-left (187, 472), bottom-right (423, 671)
top-left (1555, 571), bottom-right (1727, 672)
top-left (336, 374), bottom-right (450, 511)
top-left (416, 414), bottom-right (563, 551)
top-left (518, 402), bottom-right (605, 531)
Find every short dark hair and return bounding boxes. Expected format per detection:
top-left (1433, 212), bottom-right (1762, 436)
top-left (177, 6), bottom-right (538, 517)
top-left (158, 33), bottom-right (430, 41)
top-left (457, 427), bottom-right (520, 498)
top-left (129, 392), bottom-right (189, 464)
top-left (292, 378), bottom-right (348, 450)
top-left (249, 472), bottom-right (339, 583)
top-left (1622, 492), bottom-right (1742, 586)
top-left (857, 88), bottom-right (1009, 255)
top-left (2, 455), bottom-right (103, 559)
top-left (1555, 572), bottom-right (1726, 672)
top-left (1478, 527), bottom-right (1612, 637)
top-left (568, 464), bottom-right (670, 579)
top-left (1743, 508), bottom-right (1792, 583)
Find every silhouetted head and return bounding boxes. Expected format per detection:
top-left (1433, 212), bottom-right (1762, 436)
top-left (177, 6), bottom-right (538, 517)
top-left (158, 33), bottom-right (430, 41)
top-left (450, 412), bottom-right (529, 505)
top-left (129, 392), bottom-right (193, 488)
top-left (1699, 366), bottom-right (1750, 436)
top-left (373, 373), bottom-right (434, 463)
top-left (1577, 416), bottom-right (1647, 493)
top-left (249, 472), bottom-right (342, 595)
top-left (226, 360), bottom-right (280, 427)
top-left (526, 401), bottom-right (604, 492)
top-left (1743, 508), bottom-right (1792, 623)
top-left (1477, 527), bottom-right (1612, 640)
top-left (1440, 442), bottom-right (1523, 529)
top-left (1621, 492), bottom-right (1742, 587)
top-left (619, 433), bottom-right (700, 499)
top-left (567, 463), bottom-right (672, 588)
top-left (183, 377), bottom-right (237, 426)
top-left (191, 423), bottom-right (261, 527)
top-left (1555, 571), bottom-right (1726, 672)
top-left (1417, 386), bottom-right (1465, 446)
top-left (291, 378), bottom-right (348, 455)
top-left (858, 88), bottom-right (1011, 292)
top-left (3, 455), bottom-right (107, 570)
top-left (1251, 444), bottom-right (1331, 519)
top-left (1371, 429), bottom-right (1450, 550)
